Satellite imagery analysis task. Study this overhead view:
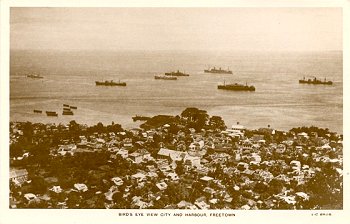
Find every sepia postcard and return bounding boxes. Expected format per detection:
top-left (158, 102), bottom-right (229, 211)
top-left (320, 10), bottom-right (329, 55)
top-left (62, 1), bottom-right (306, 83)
top-left (0, 0), bottom-right (349, 224)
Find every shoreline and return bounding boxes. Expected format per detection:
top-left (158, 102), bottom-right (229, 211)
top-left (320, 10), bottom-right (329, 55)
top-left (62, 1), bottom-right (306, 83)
top-left (9, 116), bottom-right (343, 135)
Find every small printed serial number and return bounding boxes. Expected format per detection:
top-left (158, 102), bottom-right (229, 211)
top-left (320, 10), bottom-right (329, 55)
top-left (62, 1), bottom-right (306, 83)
top-left (311, 213), bottom-right (332, 216)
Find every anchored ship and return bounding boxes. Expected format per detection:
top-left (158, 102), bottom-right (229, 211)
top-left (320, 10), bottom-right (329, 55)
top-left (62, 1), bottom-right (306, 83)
top-left (218, 81), bottom-right (255, 91)
top-left (204, 67), bottom-right (232, 74)
top-left (165, 70), bottom-right (190, 77)
top-left (95, 80), bottom-right (127, 86)
top-left (299, 77), bottom-right (333, 85)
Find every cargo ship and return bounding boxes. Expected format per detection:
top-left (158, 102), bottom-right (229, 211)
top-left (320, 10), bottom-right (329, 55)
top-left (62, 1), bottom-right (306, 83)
top-left (154, 75), bottom-right (177, 80)
top-left (204, 67), bottom-right (232, 74)
top-left (218, 81), bottom-right (255, 91)
top-left (95, 80), bottom-right (127, 86)
top-left (299, 77), bottom-right (333, 85)
top-left (165, 70), bottom-right (190, 77)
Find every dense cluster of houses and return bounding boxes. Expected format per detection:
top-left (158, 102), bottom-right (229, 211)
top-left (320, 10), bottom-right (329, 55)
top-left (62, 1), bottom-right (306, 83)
top-left (9, 120), bottom-right (343, 209)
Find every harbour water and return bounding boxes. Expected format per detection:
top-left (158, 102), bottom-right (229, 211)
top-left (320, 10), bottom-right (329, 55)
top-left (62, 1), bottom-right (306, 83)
top-left (10, 50), bottom-right (343, 133)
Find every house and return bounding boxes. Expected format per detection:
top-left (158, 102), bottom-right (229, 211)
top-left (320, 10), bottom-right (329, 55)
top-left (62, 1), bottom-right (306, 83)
top-left (167, 172), bottom-right (179, 181)
top-left (196, 166), bottom-right (209, 176)
top-left (177, 200), bottom-right (195, 209)
top-left (156, 182), bottom-right (168, 191)
top-left (225, 123), bottom-right (245, 138)
top-left (292, 175), bottom-right (305, 185)
top-left (128, 152), bottom-right (143, 164)
top-left (200, 176), bottom-right (214, 185)
top-left (49, 185), bottom-right (63, 194)
top-left (276, 144), bottom-right (286, 154)
top-left (129, 149), bottom-right (151, 164)
top-left (183, 154), bottom-right (201, 167)
top-left (295, 192), bottom-right (309, 201)
top-left (297, 132), bottom-right (309, 141)
top-left (132, 196), bottom-right (152, 209)
top-left (158, 148), bottom-right (186, 161)
top-left (189, 142), bottom-right (201, 151)
top-left (237, 162), bottom-right (249, 171)
top-left (57, 144), bottom-right (77, 156)
top-left (123, 138), bottom-right (133, 148)
top-left (24, 193), bottom-right (37, 201)
top-left (195, 200), bottom-right (210, 210)
top-left (290, 160), bottom-right (301, 171)
top-left (295, 146), bottom-right (303, 152)
top-left (276, 194), bottom-right (296, 206)
top-left (251, 134), bottom-right (265, 143)
top-left (147, 172), bottom-right (158, 179)
top-left (274, 174), bottom-right (291, 184)
top-left (241, 204), bottom-right (251, 210)
top-left (10, 169), bottom-right (28, 186)
top-left (96, 138), bottom-right (105, 144)
top-left (242, 169), bottom-right (255, 176)
top-left (203, 187), bottom-right (216, 196)
top-left (116, 149), bottom-right (128, 158)
top-left (159, 164), bottom-right (172, 174)
top-left (74, 183), bottom-right (88, 192)
top-left (241, 140), bottom-right (253, 151)
top-left (104, 185), bottom-right (119, 201)
top-left (131, 173), bottom-right (147, 182)
top-left (111, 177), bottom-right (124, 186)
top-left (250, 153), bottom-right (261, 163)
top-left (257, 170), bottom-right (274, 183)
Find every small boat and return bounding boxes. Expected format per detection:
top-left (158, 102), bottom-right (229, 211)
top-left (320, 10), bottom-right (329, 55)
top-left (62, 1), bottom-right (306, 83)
top-left (63, 107), bottom-right (71, 111)
top-left (154, 75), bottom-right (177, 80)
top-left (27, 74), bottom-right (44, 79)
top-left (62, 110), bottom-right (74, 115)
top-left (46, 111), bottom-right (58, 117)
top-left (70, 106), bottom-right (77, 109)
top-left (33, 110), bottom-right (42, 113)
top-left (63, 104), bottom-right (70, 107)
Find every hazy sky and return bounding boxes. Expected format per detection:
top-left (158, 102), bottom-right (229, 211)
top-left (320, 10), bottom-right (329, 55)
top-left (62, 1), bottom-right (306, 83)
top-left (10, 7), bottom-right (342, 51)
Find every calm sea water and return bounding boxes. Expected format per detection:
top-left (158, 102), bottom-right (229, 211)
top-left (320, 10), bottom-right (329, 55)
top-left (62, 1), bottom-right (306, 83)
top-left (10, 50), bottom-right (343, 133)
